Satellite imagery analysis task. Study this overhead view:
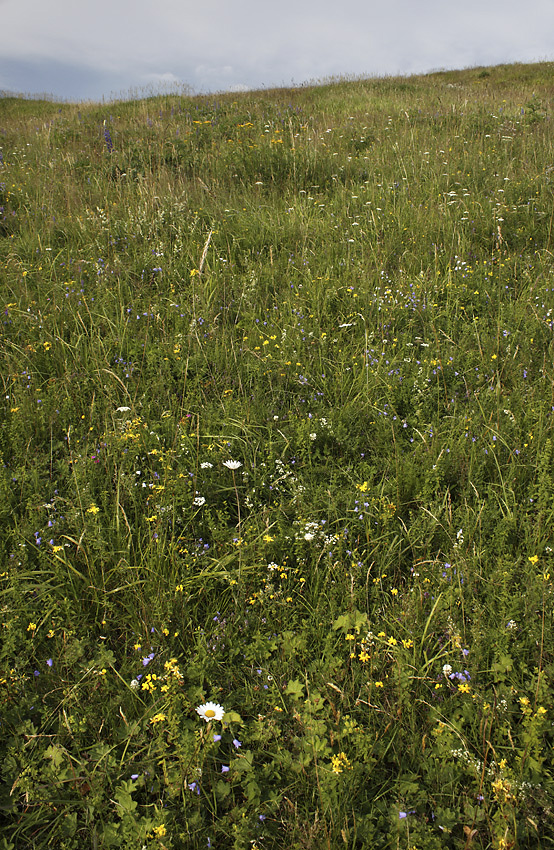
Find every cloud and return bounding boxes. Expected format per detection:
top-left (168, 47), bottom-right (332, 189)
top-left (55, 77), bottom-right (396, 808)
top-left (1, 0), bottom-right (553, 100)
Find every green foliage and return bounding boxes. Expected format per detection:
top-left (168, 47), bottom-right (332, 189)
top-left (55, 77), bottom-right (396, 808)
top-left (2, 62), bottom-right (554, 848)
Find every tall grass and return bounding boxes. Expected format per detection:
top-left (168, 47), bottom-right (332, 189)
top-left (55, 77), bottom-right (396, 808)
top-left (1, 62), bottom-right (554, 849)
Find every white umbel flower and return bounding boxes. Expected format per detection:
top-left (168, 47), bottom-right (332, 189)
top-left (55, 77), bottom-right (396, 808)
top-left (196, 702), bottom-right (225, 722)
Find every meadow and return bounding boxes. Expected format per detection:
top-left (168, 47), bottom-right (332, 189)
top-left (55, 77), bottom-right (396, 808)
top-left (1, 61), bottom-right (554, 849)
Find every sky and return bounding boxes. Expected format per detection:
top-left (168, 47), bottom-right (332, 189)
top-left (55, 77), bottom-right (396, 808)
top-left (1, 0), bottom-right (553, 102)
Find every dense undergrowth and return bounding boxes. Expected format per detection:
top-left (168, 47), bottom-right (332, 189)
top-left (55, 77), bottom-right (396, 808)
top-left (1, 61), bottom-right (554, 849)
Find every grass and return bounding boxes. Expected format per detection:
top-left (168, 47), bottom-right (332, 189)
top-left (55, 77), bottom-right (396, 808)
top-left (1, 61), bottom-right (554, 849)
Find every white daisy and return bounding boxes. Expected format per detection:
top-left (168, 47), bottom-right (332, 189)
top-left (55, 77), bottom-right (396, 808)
top-left (222, 460), bottom-right (242, 470)
top-left (196, 702), bottom-right (225, 722)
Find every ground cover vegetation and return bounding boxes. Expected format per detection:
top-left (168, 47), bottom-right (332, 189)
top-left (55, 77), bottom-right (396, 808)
top-left (1, 61), bottom-right (554, 849)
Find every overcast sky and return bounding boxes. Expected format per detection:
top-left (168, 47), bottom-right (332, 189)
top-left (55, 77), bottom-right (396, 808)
top-left (1, 0), bottom-right (553, 102)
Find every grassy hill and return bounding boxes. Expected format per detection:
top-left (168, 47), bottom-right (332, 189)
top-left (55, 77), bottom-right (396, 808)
top-left (1, 62), bottom-right (554, 849)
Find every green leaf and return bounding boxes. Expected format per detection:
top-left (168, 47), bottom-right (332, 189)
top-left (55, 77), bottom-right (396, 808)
top-left (332, 609), bottom-right (368, 634)
top-left (285, 678), bottom-right (305, 699)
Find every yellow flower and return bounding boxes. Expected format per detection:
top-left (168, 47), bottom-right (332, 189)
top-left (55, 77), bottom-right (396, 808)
top-left (528, 555), bottom-right (539, 565)
top-left (152, 823), bottom-right (167, 837)
top-left (330, 751), bottom-right (351, 774)
top-left (458, 682), bottom-right (471, 694)
top-left (358, 650), bottom-right (370, 662)
top-left (374, 681), bottom-right (384, 688)
top-left (87, 504), bottom-right (100, 514)
top-left (150, 712), bottom-right (167, 725)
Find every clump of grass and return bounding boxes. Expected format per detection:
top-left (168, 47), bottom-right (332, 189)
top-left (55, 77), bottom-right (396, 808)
top-left (2, 62), bottom-right (554, 849)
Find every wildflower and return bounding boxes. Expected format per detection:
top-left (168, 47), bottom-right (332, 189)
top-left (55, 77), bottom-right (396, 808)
top-left (193, 495), bottom-right (206, 506)
top-left (528, 555), bottom-right (539, 565)
top-left (359, 650), bottom-right (370, 662)
top-left (87, 504), bottom-right (100, 514)
top-left (103, 120), bottom-right (114, 153)
top-left (232, 738), bottom-right (242, 748)
top-left (374, 681), bottom-right (384, 688)
top-left (150, 712), bottom-right (166, 724)
top-left (442, 664), bottom-right (452, 676)
top-left (213, 734), bottom-right (222, 742)
top-left (152, 823), bottom-right (166, 837)
top-left (221, 765), bottom-right (230, 773)
top-left (458, 682), bottom-right (471, 694)
top-left (130, 678), bottom-right (140, 689)
top-left (223, 460), bottom-right (242, 470)
top-left (196, 702), bottom-right (225, 722)
top-left (330, 752), bottom-right (351, 774)
top-left (200, 461), bottom-right (213, 469)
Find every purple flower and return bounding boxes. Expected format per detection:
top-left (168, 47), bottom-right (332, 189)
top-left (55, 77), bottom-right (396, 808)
top-left (213, 734), bottom-right (222, 742)
top-left (103, 121), bottom-right (114, 153)
top-left (46, 658), bottom-right (53, 668)
top-left (232, 738), bottom-right (242, 748)
top-left (221, 765), bottom-right (229, 773)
